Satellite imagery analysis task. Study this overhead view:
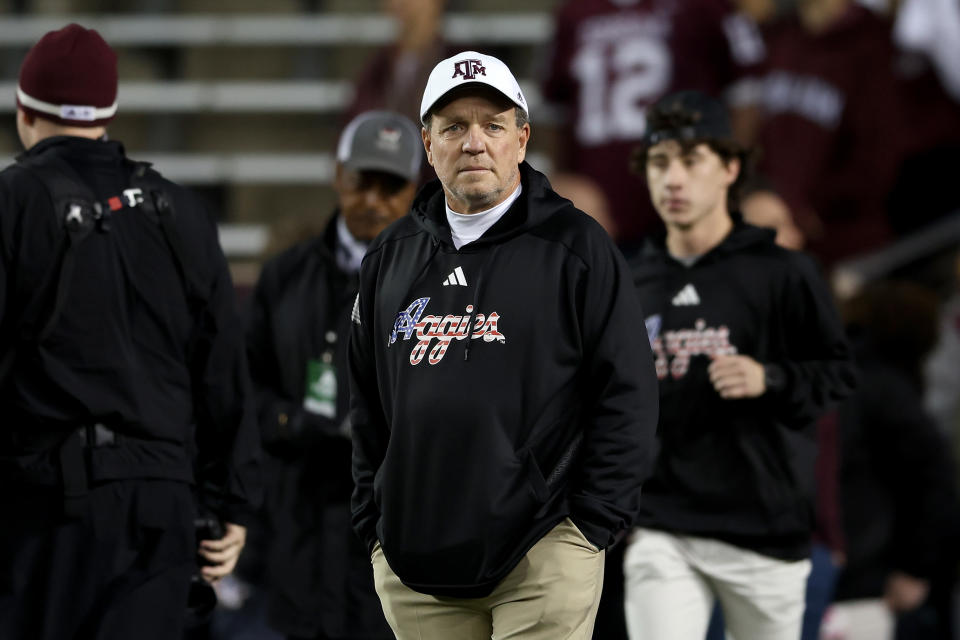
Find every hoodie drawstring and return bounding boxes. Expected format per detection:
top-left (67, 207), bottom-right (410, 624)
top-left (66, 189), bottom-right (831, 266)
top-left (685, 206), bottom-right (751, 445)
top-left (464, 244), bottom-right (500, 361)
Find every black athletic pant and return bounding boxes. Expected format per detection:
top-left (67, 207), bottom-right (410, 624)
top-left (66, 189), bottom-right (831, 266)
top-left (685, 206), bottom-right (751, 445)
top-left (0, 479), bottom-right (196, 640)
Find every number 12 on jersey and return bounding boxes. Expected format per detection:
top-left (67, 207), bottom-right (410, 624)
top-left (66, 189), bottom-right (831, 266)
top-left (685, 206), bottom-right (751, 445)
top-left (571, 37), bottom-right (672, 146)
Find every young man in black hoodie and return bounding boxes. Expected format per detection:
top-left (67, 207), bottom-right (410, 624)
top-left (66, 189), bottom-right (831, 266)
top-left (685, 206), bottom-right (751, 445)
top-left (348, 50), bottom-right (660, 639)
top-left (246, 110), bottom-right (420, 640)
top-left (624, 90), bottom-right (857, 640)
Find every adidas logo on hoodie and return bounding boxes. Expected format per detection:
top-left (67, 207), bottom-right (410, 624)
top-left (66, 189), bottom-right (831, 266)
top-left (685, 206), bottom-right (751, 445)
top-left (442, 266), bottom-right (468, 287)
top-left (671, 284), bottom-right (700, 306)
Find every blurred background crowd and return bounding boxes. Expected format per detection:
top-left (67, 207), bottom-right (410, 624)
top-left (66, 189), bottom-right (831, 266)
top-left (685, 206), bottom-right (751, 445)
top-left (1, 0), bottom-right (959, 639)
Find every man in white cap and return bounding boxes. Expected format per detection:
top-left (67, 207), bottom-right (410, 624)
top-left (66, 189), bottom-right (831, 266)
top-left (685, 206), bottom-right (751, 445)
top-left (348, 51), bottom-right (659, 639)
top-left (246, 110), bottom-right (421, 640)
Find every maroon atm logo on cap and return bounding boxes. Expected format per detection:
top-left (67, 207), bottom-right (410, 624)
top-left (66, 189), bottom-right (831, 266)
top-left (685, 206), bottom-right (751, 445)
top-left (452, 59), bottom-right (486, 80)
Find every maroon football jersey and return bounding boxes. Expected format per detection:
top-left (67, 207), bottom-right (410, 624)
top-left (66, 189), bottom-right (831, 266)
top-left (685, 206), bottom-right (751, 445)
top-left (753, 6), bottom-right (903, 265)
top-left (542, 0), bottom-right (764, 244)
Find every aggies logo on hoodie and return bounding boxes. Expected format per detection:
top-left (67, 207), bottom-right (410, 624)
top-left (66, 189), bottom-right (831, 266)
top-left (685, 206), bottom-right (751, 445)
top-left (645, 315), bottom-right (737, 380)
top-left (389, 297), bottom-right (506, 365)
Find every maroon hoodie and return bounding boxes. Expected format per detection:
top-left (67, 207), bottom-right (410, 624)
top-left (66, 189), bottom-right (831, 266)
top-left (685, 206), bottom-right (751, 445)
top-left (755, 6), bottom-right (902, 265)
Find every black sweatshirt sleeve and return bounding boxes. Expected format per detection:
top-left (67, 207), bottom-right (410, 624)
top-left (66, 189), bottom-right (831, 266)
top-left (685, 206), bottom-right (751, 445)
top-left (348, 253), bottom-right (390, 553)
top-left (190, 206), bottom-right (263, 527)
top-left (764, 253), bottom-right (857, 429)
top-left (568, 230), bottom-right (660, 549)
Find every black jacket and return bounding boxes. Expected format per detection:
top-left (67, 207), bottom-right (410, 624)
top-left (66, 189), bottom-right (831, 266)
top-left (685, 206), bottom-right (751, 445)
top-left (246, 214), bottom-right (391, 638)
top-left (349, 162), bottom-right (659, 598)
top-left (629, 219), bottom-right (856, 559)
top-left (0, 136), bottom-right (260, 524)
top-left (835, 344), bottom-right (958, 600)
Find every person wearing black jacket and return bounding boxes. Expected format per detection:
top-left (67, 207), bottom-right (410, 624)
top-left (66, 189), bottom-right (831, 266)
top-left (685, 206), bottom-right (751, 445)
top-left (246, 110), bottom-right (421, 640)
top-left (623, 91), bottom-right (857, 640)
top-left (348, 51), bottom-right (659, 640)
top-left (822, 282), bottom-right (959, 640)
top-left (0, 24), bottom-right (261, 640)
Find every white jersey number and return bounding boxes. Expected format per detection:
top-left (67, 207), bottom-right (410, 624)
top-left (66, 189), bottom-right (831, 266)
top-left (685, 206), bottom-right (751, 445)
top-left (572, 37), bottom-right (672, 145)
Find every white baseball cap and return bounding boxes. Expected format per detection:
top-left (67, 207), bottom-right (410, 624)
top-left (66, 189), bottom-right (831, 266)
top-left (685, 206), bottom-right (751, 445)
top-left (419, 50), bottom-right (529, 124)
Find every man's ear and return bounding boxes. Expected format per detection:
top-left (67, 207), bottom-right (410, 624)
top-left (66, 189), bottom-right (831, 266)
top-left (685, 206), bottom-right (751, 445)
top-left (421, 127), bottom-right (434, 167)
top-left (332, 162), bottom-right (347, 199)
top-left (517, 122), bottom-right (530, 163)
top-left (17, 107), bottom-right (35, 128)
top-left (724, 156), bottom-right (741, 188)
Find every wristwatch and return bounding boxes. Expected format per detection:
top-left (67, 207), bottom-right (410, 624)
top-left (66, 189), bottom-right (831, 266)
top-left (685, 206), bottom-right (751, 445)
top-left (763, 364), bottom-right (787, 393)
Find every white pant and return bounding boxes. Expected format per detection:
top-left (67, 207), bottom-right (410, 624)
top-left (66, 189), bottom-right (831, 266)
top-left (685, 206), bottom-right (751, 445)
top-left (623, 528), bottom-right (811, 640)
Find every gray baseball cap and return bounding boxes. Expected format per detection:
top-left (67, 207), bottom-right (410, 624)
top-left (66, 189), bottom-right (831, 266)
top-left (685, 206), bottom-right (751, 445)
top-left (336, 110), bottom-right (423, 182)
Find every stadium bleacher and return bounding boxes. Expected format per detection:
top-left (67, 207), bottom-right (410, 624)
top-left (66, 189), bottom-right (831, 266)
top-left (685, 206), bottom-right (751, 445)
top-left (0, 4), bottom-right (558, 279)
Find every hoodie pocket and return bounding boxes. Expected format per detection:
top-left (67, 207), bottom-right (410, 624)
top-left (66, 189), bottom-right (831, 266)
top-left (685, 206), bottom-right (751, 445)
top-left (517, 388), bottom-right (584, 504)
top-left (523, 448), bottom-right (550, 502)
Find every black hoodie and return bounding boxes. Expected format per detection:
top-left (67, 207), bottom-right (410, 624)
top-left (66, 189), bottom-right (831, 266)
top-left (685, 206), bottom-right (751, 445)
top-left (0, 136), bottom-right (261, 525)
top-left (629, 219), bottom-right (856, 559)
top-left (348, 162), bottom-right (659, 597)
top-left (835, 338), bottom-right (958, 601)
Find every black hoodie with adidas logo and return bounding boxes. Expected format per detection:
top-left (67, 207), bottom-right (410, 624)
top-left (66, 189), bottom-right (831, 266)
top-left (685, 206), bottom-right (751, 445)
top-left (628, 218), bottom-right (857, 559)
top-left (348, 162), bottom-right (659, 597)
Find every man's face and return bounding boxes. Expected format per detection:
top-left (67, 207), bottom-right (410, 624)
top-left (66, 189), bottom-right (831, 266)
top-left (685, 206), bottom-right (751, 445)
top-left (334, 167), bottom-right (417, 242)
top-left (422, 93), bottom-right (530, 214)
top-left (645, 140), bottom-right (739, 231)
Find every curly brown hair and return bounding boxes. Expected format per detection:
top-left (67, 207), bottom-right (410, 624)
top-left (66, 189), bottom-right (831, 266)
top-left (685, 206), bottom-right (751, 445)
top-left (630, 106), bottom-right (755, 212)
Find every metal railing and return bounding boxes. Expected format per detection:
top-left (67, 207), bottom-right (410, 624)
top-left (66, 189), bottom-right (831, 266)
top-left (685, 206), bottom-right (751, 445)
top-left (0, 80), bottom-right (543, 113)
top-left (0, 13), bottom-right (552, 46)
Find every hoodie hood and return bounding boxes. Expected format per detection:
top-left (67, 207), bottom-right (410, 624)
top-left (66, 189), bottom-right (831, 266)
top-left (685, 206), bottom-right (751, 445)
top-left (636, 213), bottom-right (777, 268)
top-left (397, 161), bottom-right (579, 360)
top-left (410, 161), bottom-right (574, 250)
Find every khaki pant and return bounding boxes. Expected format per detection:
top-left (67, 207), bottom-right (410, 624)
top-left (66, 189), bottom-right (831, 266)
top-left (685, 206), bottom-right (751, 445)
top-left (372, 518), bottom-right (605, 640)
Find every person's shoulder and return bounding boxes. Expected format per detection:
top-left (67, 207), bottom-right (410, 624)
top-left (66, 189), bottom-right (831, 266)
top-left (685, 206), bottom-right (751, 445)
top-left (765, 242), bottom-right (822, 276)
top-left (366, 214), bottom-right (424, 256)
top-left (253, 236), bottom-right (331, 300)
top-left (135, 163), bottom-right (200, 203)
top-left (549, 201), bottom-right (608, 237)
top-left (0, 157), bottom-right (52, 188)
top-left (531, 198), bottom-right (619, 267)
top-left (738, 238), bottom-right (826, 287)
top-left (130, 162), bottom-right (222, 234)
top-left (733, 227), bottom-right (798, 261)
top-left (0, 159), bottom-right (59, 214)
top-left (125, 160), bottom-right (204, 210)
top-left (0, 159), bottom-right (27, 179)
top-left (261, 236), bottom-right (325, 279)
